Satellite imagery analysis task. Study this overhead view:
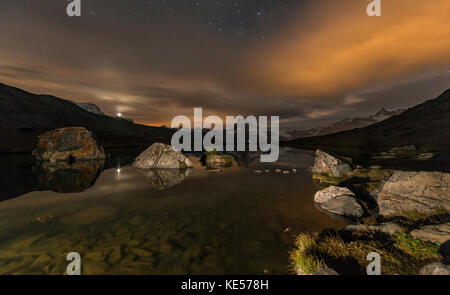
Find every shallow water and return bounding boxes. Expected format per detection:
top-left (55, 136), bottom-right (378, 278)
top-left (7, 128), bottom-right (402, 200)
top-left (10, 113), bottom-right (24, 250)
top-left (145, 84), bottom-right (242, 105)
top-left (0, 147), bottom-right (346, 274)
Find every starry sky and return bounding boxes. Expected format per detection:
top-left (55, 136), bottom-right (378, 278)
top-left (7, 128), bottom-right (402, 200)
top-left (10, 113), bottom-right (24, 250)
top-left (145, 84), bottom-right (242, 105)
top-left (0, 0), bottom-right (449, 134)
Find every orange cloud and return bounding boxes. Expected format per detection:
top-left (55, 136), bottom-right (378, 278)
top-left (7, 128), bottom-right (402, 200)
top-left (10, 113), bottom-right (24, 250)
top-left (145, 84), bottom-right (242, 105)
top-left (245, 0), bottom-right (450, 98)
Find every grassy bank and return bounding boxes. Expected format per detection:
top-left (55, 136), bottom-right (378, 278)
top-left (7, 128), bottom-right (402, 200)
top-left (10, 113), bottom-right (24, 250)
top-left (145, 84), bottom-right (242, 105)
top-left (290, 229), bottom-right (442, 275)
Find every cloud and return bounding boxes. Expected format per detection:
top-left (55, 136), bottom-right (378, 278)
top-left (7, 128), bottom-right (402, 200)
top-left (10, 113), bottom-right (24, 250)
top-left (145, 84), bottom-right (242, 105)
top-left (245, 0), bottom-right (450, 98)
top-left (0, 0), bottom-right (449, 130)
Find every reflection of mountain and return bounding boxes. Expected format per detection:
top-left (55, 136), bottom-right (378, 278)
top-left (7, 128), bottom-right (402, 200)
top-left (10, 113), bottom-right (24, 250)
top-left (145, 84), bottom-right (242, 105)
top-left (137, 168), bottom-right (192, 190)
top-left (287, 108), bottom-right (405, 139)
top-left (0, 155), bottom-right (37, 202)
top-left (36, 160), bottom-right (105, 193)
top-left (0, 83), bottom-right (175, 153)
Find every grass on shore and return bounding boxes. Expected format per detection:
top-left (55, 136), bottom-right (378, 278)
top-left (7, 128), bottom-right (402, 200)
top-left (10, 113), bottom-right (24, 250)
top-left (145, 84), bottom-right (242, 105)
top-left (290, 230), bottom-right (442, 275)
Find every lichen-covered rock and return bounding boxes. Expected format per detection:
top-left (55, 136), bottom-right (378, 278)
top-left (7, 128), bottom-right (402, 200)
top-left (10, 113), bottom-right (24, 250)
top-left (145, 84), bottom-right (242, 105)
top-left (314, 186), bottom-right (363, 218)
top-left (411, 223), bottom-right (450, 244)
top-left (133, 143), bottom-right (193, 169)
top-left (313, 150), bottom-right (352, 177)
top-left (33, 127), bottom-right (105, 162)
top-left (378, 171), bottom-right (450, 216)
top-left (419, 263), bottom-right (450, 275)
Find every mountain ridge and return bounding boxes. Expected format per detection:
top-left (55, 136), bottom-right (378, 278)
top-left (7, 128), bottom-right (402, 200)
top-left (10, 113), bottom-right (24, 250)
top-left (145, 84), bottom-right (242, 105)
top-left (284, 88), bottom-right (450, 163)
top-left (287, 108), bottom-right (406, 139)
top-left (0, 83), bottom-right (175, 153)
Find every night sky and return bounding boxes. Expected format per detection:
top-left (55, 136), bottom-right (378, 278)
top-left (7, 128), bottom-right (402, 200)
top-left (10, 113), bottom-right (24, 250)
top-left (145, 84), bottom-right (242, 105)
top-left (0, 0), bottom-right (449, 133)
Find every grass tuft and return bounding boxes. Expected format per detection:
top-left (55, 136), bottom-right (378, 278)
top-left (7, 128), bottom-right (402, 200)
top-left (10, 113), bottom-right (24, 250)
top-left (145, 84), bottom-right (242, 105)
top-left (289, 234), bottom-right (324, 275)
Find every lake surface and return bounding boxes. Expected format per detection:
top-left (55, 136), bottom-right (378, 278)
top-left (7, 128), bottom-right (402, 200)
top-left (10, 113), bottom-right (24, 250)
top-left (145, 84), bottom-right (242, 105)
top-left (0, 147), bottom-right (346, 275)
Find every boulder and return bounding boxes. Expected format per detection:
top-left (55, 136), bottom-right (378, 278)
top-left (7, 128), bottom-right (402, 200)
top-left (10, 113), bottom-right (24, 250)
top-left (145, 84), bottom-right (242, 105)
top-left (411, 223), bottom-right (450, 244)
top-left (314, 186), bottom-right (355, 204)
top-left (133, 143), bottom-right (193, 169)
top-left (345, 222), bottom-right (404, 235)
top-left (419, 263), bottom-right (450, 275)
top-left (415, 153), bottom-right (434, 161)
top-left (205, 154), bottom-right (233, 168)
top-left (313, 150), bottom-right (352, 177)
top-left (33, 127), bottom-right (105, 162)
top-left (318, 196), bottom-right (364, 218)
top-left (378, 171), bottom-right (450, 216)
top-left (314, 186), bottom-right (363, 218)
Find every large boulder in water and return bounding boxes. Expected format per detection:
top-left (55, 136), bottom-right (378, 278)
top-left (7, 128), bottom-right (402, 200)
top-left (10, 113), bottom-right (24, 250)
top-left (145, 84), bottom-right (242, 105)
top-left (378, 171), bottom-right (450, 216)
top-left (133, 143), bottom-right (193, 169)
top-left (33, 127), bottom-right (105, 162)
top-left (313, 150), bottom-right (352, 177)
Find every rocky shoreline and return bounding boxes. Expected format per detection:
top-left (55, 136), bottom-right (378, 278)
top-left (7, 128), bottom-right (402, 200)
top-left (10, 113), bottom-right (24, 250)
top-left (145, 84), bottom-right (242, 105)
top-left (291, 150), bottom-right (450, 275)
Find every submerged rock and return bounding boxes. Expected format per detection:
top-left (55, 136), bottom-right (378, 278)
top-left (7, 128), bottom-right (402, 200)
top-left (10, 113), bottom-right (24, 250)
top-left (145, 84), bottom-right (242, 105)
top-left (415, 153), bottom-right (434, 161)
top-left (419, 263), bottom-right (450, 275)
top-left (378, 171), bottom-right (450, 216)
top-left (133, 143), bottom-right (193, 169)
top-left (33, 127), bottom-right (105, 162)
top-left (371, 145), bottom-right (418, 160)
top-left (313, 150), bottom-right (352, 177)
top-left (314, 186), bottom-right (363, 218)
top-left (411, 223), bottom-right (450, 244)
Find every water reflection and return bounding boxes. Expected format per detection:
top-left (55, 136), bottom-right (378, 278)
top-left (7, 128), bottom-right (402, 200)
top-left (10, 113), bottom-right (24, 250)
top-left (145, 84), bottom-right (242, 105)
top-left (35, 160), bottom-right (105, 193)
top-left (0, 148), bottom-right (347, 275)
top-left (137, 168), bottom-right (193, 190)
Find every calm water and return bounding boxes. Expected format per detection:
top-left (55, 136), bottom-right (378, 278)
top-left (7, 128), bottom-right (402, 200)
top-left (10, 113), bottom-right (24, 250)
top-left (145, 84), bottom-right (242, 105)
top-left (0, 147), bottom-right (346, 275)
